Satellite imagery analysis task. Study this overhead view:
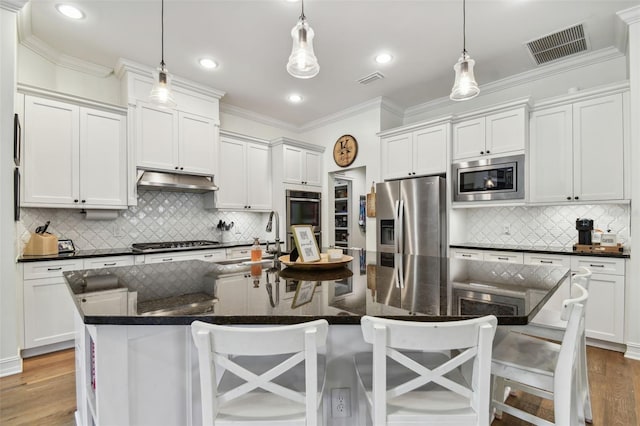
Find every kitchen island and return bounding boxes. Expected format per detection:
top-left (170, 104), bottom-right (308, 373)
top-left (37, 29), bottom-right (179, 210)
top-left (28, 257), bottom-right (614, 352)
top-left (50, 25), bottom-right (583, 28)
top-left (65, 251), bottom-right (569, 426)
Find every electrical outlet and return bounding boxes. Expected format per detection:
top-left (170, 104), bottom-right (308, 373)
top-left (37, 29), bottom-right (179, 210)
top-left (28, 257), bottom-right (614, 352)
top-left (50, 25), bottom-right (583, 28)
top-left (113, 224), bottom-right (124, 238)
top-left (331, 388), bottom-right (351, 418)
top-left (503, 225), bottom-right (510, 235)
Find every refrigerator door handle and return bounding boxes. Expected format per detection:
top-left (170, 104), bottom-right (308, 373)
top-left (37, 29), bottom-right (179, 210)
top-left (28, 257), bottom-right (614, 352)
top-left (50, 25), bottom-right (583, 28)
top-left (397, 200), bottom-right (404, 254)
top-left (393, 200), bottom-right (400, 253)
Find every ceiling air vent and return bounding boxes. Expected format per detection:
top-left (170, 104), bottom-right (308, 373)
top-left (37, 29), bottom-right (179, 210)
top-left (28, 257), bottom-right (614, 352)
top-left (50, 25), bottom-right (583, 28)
top-left (358, 71), bottom-right (385, 85)
top-left (526, 24), bottom-right (589, 65)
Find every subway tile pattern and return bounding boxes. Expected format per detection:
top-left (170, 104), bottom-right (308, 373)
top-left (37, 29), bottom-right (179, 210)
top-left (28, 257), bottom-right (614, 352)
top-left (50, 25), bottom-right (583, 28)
top-left (464, 204), bottom-right (630, 249)
top-left (18, 190), bottom-right (271, 251)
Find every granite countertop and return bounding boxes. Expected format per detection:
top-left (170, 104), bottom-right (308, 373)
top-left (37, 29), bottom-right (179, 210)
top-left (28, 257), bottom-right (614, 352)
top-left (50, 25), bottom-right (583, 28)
top-left (17, 240), bottom-right (279, 263)
top-left (63, 250), bottom-right (570, 327)
top-left (450, 242), bottom-right (630, 258)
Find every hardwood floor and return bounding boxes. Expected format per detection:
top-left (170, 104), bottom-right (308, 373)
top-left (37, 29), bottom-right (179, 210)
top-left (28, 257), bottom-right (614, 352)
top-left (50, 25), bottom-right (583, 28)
top-left (0, 346), bottom-right (638, 425)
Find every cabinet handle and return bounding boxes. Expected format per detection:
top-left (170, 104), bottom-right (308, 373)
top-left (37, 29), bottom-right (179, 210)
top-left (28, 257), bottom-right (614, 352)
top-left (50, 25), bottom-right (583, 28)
top-left (589, 264), bottom-right (605, 268)
top-left (103, 262), bottom-right (116, 266)
top-left (175, 166), bottom-right (179, 170)
top-left (74, 199), bottom-right (79, 203)
top-left (566, 196), bottom-right (572, 200)
top-left (486, 150), bottom-right (490, 154)
top-left (162, 258), bottom-right (173, 262)
top-left (497, 257), bottom-right (509, 261)
top-left (81, 200), bottom-right (86, 203)
top-left (81, 298), bottom-right (87, 303)
top-left (204, 254), bottom-right (213, 258)
top-left (180, 167), bottom-right (184, 170)
top-left (480, 151), bottom-right (484, 155)
top-left (461, 254), bottom-right (472, 257)
top-left (540, 260), bottom-right (553, 264)
top-left (408, 172), bottom-right (412, 176)
top-left (47, 267), bottom-right (63, 271)
top-left (574, 196), bottom-right (579, 200)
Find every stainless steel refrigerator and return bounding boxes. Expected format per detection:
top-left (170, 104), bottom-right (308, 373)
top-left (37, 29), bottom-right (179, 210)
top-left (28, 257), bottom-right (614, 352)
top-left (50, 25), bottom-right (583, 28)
top-left (376, 176), bottom-right (446, 256)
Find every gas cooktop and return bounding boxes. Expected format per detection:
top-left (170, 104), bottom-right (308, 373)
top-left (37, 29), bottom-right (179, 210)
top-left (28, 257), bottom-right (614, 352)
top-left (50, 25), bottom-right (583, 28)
top-left (131, 240), bottom-right (221, 253)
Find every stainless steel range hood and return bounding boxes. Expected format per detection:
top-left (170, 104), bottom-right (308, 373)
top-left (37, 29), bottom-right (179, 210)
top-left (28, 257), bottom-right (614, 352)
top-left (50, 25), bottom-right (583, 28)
top-left (136, 170), bottom-right (218, 193)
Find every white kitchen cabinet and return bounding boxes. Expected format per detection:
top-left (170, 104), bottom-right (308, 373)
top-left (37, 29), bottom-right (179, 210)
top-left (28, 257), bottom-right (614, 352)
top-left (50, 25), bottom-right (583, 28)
top-left (83, 256), bottom-right (134, 270)
top-left (22, 95), bottom-right (127, 209)
top-left (214, 274), bottom-right (249, 315)
top-left (452, 107), bottom-right (527, 161)
top-left (22, 259), bottom-right (84, 349)
top-left (136, 102), bottom-right (216, 175)
top-left (76, 288), bottom-right (129, 316)
top-left (212, 132), bottom-right (271, 211)
top-left (449, 248), bottom-right (523, 264)
top-left (282, 145), bottom-right (322, 186)
top-left (449, 248), bottom-right (484, 261)
top-left (380, 123), bottom-right (449, 180)
top-left (571, 256), bottom-right (625, 343)
top-left (529, 92), bottom-right (625, 203)
top-left (143, 249), bottom-right (226, 264)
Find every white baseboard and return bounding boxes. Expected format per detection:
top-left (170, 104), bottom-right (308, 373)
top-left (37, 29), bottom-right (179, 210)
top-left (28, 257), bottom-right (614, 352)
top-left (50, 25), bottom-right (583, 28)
top-left (586, 337), bottom-right (626, 353)
top-left (21, 340), bottom-right (74, 358)
top-left (0, 354), bottom-right (23, 377)
top-left (624, 342), bottom-right (640, 360)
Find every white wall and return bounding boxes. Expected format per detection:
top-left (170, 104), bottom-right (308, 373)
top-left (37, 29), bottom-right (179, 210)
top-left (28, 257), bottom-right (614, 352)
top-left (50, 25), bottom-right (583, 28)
top-left (1, 5), bottom-right (22, 377)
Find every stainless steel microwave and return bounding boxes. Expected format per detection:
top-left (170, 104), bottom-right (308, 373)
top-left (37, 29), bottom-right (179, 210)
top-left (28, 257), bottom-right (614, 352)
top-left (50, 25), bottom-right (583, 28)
top-left (452, 154), bottom-right (525, 202)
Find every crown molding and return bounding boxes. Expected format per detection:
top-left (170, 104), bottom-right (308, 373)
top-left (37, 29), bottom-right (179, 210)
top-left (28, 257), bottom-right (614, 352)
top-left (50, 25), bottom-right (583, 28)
top-left (219, 129), bottom-right (269, 146)
top-left (618, 5), bottom-right (640, 26)
top-left (269, 137), bottom-right (326, 152)
top-left (114, 58), bottom-right (225, 100)
top-left (0, 0), bottom-right (27, 13)
top-left (299, 96), bottom-right (392, 132)
top-left (377, 114), bottom-right (454, 138)
top-left (219, 102), bottom-right (300, 133)
top-left (405, 46), bottom-right (625, 121)
top-left (17, 83), bottom-right (127, 113)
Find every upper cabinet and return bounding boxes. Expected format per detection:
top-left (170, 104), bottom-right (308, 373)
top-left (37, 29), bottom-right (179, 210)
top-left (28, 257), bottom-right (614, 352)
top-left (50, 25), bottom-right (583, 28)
top-left (271, 138), bottom-right (325, 187)
top-left (452, 106), bottom-right (527, 161)
top-left (529, 92), bottom-right (627, 203)
top-left (380, 122), bottom-right (449, 180)
top-left (136, 103), bottom-right (217, 175)
top-left (206, 131), bottom-right (271, 211)
top-left (22, 93), bottom-right (128, 209)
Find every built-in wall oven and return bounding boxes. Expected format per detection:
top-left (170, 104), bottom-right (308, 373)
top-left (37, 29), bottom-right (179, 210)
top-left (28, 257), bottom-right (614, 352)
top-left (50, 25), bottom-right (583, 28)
top-left (452, 154), bottom-right (525, 202)
top-left (286, 190), bottom-right (321, 251)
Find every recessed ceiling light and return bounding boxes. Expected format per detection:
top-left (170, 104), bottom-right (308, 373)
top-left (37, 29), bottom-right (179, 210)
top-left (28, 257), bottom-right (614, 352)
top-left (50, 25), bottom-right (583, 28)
top-left (56, 4), bottom-right (84, 19)
top-left (199, 58), bottom-right (218, 69)
top-left (375, 53), bottom-right (393, 64)
top-left (288, 94), bottom-right (303, 103)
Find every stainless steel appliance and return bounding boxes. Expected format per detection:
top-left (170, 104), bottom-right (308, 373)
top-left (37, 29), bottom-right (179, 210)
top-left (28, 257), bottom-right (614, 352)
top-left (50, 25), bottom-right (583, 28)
top-left (131, 240), bottom-right (220, 253)
top-left (376, 176), bottom-right (446, 256)
top-left (286, 190), bottom-right (321, 251)
top-left (452, 154), bottom-right (524, 202)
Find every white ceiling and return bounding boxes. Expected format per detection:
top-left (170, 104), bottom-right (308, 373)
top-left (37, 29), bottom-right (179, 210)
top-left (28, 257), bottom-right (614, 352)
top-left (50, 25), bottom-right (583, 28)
top-left (23, 0), bottom-right (635, 127)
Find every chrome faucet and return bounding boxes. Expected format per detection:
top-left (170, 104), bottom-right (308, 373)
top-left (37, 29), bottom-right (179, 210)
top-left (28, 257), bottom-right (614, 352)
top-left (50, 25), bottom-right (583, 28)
top-left (266, 211), bottom-right (281, 259)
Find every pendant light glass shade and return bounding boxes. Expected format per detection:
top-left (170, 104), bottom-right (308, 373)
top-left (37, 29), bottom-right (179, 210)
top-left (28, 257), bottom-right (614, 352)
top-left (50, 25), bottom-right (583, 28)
top-left (450, 51), bottom-right (479, 101)
top-left (149, 0), bottom-right (176, 108)
top-left (286, 2), bottom-right (319, 79)
top-left (150, 64), bottom-right (177, 108)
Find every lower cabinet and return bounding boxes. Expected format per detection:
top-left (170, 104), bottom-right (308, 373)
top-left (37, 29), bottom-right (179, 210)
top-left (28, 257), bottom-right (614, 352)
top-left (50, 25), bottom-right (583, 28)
top-left (76, 289), bottom-right (129, 316)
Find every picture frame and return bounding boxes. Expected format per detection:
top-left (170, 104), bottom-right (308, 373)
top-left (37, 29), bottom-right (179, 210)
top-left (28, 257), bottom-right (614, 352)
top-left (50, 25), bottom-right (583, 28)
top-left (14, 168), bottom-right (20, 221)
top-left (291, 225), bottom-right (320, 262)
top-left (13, 114), bottom-right (21, 166)
top-left (58, 239), bottom-right (76, 253)
top-left (291, 281), bottom-right (317, 309)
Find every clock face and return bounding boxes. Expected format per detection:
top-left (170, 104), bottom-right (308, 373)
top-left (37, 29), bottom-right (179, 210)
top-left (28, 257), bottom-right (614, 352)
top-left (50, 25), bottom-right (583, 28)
top-left (333, 135), bottom-right (358, 167)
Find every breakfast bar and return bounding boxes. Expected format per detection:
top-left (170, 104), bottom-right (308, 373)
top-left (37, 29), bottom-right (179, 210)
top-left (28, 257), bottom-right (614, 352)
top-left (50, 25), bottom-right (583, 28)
top-left (64, 251), bottom-right (570, 426)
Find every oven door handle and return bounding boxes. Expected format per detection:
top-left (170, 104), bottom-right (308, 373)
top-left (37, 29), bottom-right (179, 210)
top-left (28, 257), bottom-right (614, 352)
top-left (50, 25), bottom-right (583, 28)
top-left (288, 198), bottom-right (320, 202)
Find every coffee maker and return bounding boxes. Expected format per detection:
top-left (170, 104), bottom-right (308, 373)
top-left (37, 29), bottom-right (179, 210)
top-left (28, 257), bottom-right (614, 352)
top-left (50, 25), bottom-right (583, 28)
top-left (576, 218), bottom-right (594, 245)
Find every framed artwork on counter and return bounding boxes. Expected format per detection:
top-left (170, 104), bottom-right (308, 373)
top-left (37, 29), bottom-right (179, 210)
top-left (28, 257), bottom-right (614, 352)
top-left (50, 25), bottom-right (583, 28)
top-left (291, 281), bottom-right (316, 309)
top-left (291, 225), bottom-right (320, 262)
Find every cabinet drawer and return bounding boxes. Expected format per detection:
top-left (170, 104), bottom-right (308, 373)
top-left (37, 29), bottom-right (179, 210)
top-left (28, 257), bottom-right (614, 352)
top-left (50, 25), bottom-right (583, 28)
top-left (523, 253), bottom-right (571, 267)
top-left (483, 251), bottom-right (524, 264)
top-left (144, 253), bottom-right (191, 264)
top-left (83, 256), bottom-right (134, 270)
top-left (450, 248), bottom-right (483, 261)
top-left (571, 256), bottom-right (624, 276)
top-left (226, 247), bottom-right (253, 260)
top-left (24, 259), bottom-right (84, 280)
top-left (196, 249), bottom-right (226, 262)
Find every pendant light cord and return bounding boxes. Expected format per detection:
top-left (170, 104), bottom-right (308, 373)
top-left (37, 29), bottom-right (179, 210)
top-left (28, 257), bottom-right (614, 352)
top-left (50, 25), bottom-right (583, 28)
top-left (160, 0), bottom-right (165, 67)
top-left (462, 0), bottom-right (467, 55)
top-left (300, 0), bottom-right (306, 20)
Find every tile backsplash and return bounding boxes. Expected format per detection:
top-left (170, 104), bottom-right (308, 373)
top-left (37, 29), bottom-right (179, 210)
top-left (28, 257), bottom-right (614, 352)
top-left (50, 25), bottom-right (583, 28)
top-left (18, 190), bottom-right (272, 251)
top-left (462, 204), bottom-right (630, 250)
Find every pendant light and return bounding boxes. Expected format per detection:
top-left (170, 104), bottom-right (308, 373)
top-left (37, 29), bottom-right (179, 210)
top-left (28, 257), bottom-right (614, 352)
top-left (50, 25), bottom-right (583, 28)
top-left (286, 0), bottom-right (319, 79)
top-left (149, 0), bottom-right (176, 108)
top-left (450, 0), bottom-right (479, 101)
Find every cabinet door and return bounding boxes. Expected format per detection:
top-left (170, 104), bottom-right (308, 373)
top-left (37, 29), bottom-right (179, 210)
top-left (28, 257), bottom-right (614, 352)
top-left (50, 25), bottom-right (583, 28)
top-left (77, 290), bottom-right (128, 315)
top-left (381, 133), bottom-right (413, 180)
top-left (23, 96), bottom-right (79, 206)
top-left (582, 274), bottom-right (624, 343)
top-left (214, 275), bottom-right (248, 315)
top-left (303, 150), bottom-right (322, 186)
top-left (529, 105), bottom-right (573, 203)
top-left (246, 143), bottom-right (272, 210)
top-left (216, 137), bottom-right (247, 209)
top-left (80, 108), bottom-right (127, 207)
top-left (413, 125), bottom-right (448, 176)
top-left (573, 94), bottom-right (624, 201)
top-left (282, 145), bottom-right (303, 184)
top-left (23, 277), bottom-right (76, 348)
top-left (136, 103), bottom-right (178, 171)
top-left (485, 108), bottom-right (526, 156)
top-left (178, 112), bottom-right (216, 175)
top-left (452, 117), bottom-right (485, 161)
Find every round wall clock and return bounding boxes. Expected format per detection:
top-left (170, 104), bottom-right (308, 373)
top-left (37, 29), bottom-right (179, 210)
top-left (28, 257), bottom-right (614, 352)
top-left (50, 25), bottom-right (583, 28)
top-left (333, 134), bottom-right (358, 167)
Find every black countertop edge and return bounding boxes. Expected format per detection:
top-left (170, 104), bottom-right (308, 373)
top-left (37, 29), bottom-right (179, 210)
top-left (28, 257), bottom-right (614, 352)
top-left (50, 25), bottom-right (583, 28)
top-left (17, 240), bottom-right (281, 263)
top-left (79, 313), bottom-right (530, 327)
top-left (450, 244), bottom-right (630, 259)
